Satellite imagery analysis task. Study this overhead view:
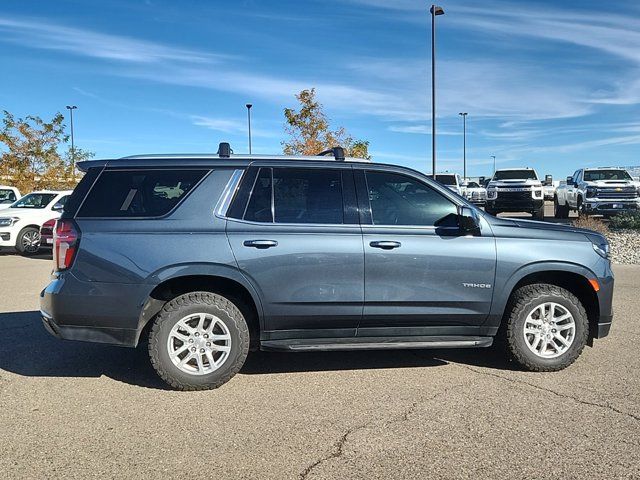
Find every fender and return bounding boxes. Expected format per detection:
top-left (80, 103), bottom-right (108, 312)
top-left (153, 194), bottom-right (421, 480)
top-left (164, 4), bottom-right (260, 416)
top-left (484, 260), bottom-right (598, 329)
top-left (134, 262), bottom-right (265, 339)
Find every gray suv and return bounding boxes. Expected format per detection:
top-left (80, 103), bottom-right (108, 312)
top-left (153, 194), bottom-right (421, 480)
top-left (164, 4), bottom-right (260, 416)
top-left (40, 144), bottom-right (614, 390)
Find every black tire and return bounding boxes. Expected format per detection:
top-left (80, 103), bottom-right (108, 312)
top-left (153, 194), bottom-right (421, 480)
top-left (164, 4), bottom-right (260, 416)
top-left (577, 197), bottom-right (586, 217)
top-left (15, 226), bottom-right (41, 256)
top-left (553, 196), bottom-right (562, 219)
top-left (504, 284), bottom-right (588, 372)
top-left (485, 207), bottom-right (497, 216)
top-left (148, 292), bottom-right (250, 390)
top-left (533, 204), bottom-right (545, 221)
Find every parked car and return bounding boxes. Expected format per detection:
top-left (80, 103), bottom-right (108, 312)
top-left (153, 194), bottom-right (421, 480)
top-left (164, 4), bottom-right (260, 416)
top-left (0, 186), bottom-right (21, 210)
top-left (0, 190), bottom-right (72, 255)
top-left (40, 144), bottom-right (614, 390)
top-left (461, 181), bottom-right (487, 206)
top-left (435, 173), bottom-right (464, 196)
top-left (40, 218), bottom-right (57, 249)
top-left (554, 167), bottom-right (640, 218)
top-left (485, 168), bottom-right (545, 220)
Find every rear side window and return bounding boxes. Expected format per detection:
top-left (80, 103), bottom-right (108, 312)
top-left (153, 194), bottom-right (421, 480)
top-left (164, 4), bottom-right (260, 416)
top-left (242, 167), bottom-right (344, 224)
top-left (78, 169), bottom-right (208, 217)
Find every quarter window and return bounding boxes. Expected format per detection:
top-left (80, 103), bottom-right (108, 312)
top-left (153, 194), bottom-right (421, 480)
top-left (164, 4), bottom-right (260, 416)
top-left (365, 171), bottom-right (458, 226)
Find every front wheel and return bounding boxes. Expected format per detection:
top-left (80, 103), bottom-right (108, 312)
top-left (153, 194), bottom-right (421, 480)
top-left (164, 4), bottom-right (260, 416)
top-left (533, 204), bottom-right (545, 221)
top-left (16, 226), bottom-right (41, 256)
top-left (504, 284), bottom-right (588, 371)
top-left (148, 292), bottom-right (250, 390)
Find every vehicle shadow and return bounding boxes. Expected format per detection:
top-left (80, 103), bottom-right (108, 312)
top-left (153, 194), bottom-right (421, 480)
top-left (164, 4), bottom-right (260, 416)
top-left (0, 250), bottom-right (52, 260)
top-left (0, 311), bottom-right (517, 390)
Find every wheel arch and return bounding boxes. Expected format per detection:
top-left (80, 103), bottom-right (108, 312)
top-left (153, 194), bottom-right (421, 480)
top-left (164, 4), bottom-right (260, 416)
top-left (492, 263), bottom-right (600, 343)
top-left (136, 265), bottom-right (264, 350)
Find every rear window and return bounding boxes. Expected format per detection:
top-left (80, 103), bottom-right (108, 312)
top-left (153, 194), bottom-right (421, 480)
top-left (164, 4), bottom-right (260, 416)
top-left (78, 169), bottom-right (208, 217)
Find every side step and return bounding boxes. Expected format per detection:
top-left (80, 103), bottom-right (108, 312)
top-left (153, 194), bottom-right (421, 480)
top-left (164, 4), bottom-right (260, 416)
top-left (261, 336), bottom-right (493, 352)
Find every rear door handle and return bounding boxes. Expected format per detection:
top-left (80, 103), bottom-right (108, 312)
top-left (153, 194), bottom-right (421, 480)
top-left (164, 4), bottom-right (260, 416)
top-left (369, 241), bottom-right (401, 250)
top-left (243, 239), bottom-right (278, 249)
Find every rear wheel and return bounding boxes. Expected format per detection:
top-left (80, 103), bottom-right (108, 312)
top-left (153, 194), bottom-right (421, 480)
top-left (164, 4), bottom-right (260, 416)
top-left (15, 226), bottom-right (41, 256)
top-left (148, 292), bottom-right (250, 390)
top-left (504, 284), bottom-right (588, 371)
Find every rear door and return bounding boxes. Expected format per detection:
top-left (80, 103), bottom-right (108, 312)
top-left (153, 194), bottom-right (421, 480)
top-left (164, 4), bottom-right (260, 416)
top-left (226, 164), bottom-right (364, 339)
top-left (355, 166), bottom-right (496, 336)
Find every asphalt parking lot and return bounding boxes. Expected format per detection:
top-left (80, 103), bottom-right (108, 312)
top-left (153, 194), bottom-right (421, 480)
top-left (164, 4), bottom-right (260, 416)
top-left (1, 226), bottom-right (639, 479)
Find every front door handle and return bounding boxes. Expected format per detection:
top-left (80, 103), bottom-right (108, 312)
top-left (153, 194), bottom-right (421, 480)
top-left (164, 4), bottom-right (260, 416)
top-left (369, 241), bottom-right (401, 250)
top-left (243, 239), bottom-right (278, 249)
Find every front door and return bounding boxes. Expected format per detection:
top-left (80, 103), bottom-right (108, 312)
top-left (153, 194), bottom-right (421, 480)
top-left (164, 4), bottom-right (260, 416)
top-left (226, 165), bottom-right (364, 338)
top-left (355, 168), bottom-right (496, 336)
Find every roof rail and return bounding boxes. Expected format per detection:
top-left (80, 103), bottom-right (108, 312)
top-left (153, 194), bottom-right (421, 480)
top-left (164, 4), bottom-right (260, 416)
top-left (217, 142), bottom-right (232, 158)
top-left (317, 146), bottom-right (345, 161)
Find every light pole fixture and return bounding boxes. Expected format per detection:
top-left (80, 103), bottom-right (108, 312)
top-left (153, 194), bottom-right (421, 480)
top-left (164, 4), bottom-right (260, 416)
top-left (66, 105), bottom-right (77, 174)
top-left (246, 103), bottom-right (253, 155)
top-left (430, 4), bottom-right (444, 178)
top-left (459, 112), bottom-right (467, 179)
top-left (491, 155), bottom-right (496, 175)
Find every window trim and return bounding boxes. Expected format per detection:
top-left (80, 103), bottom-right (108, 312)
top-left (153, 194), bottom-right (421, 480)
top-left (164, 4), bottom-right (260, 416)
top-left (358, 169), bottom-right (461, 229)
top-left (75, 167), bottom-right (212, 220)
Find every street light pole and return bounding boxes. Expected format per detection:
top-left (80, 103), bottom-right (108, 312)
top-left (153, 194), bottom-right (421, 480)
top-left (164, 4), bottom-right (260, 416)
top-left (430, 5), bottom-right (444, 178)
top-left (459, 112), bottom-right (467, 179)
top-left (66, 105), bottom-right (77, 174)
top-left (491, 155), bottom-right (496, 175)
top-left (246, 103), bottom-right (253, 154)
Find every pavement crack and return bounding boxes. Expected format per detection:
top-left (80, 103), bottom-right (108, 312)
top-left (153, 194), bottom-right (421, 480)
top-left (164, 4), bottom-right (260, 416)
top-left (298, 383), bottom-right (467, 479)
top-left (449, 362), bottom-right (640, 423)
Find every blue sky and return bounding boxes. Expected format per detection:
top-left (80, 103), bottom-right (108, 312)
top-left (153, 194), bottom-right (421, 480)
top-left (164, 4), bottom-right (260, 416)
top-left (1, 0), bottom-right (639, 178)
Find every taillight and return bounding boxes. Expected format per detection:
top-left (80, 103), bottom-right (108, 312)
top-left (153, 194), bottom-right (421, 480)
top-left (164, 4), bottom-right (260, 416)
top-left (54, 219), bottom-right (81, 271)
top-left (42, 218), bottom-right (56, 233)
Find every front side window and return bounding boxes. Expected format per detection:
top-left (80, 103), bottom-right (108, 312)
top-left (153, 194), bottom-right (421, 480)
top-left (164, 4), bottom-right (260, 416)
top-left (0, 189), bottom-right (16, 204)
top-left (365, 171), bottom-right (458, 226)
top-left (243, 168), bottom-right (345, 224)
top-left (12, 193), bottom-right (57, 209)
top-left (78, 169), bottom-right (208, 217)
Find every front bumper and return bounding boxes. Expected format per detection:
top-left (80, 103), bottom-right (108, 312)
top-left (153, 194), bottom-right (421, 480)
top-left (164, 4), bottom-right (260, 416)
top-left (583, 200), bottom-right (639, 215)
top-left (486, 198), bottom-right (544, 212)
top-left (0, 231), bottom-right (12, 247)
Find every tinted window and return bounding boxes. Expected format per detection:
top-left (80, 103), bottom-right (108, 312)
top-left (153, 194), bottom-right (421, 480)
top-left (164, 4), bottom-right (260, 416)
top-left (493, 170), bottom-right (538, 181)
top-left (12, 193), bottom-right (57, 209)
top-left (366, 171), bottom-right (458, 226)
top-left (584, 170), bottom-right (632, 181)
top-left (78, 169), bottom-right (208, 217)
top-left (435, 174), bottom-right (457, 186)
top-left (243, 168), bottom-right (344, 224)
top-left (244, 168), bottom-right (273, 222)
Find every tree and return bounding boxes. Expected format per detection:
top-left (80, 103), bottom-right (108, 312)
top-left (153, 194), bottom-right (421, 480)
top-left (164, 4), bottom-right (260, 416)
top-left (282, 89), bottom-right (370, 159)
top-left (0, 110), bottom-right (93, 193)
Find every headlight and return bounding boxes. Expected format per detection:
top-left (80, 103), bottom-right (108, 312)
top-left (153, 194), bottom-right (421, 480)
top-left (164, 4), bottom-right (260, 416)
top-left (592, 241), bottom-right (610, 259)
top-left (487, 189), bottom-right (497, 199)
top-left (586, 187), bottom-right (597, 198)
top-left (0, 217), bottom-right (19, 227)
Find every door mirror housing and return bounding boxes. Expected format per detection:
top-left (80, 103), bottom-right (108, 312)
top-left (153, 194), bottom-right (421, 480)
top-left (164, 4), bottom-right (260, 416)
top-left (52, 203), bottom-right (64, 212)
top-left (458, 206), bottom-right (480, 235)
top-left (566, 176), bottom-right (573, 185)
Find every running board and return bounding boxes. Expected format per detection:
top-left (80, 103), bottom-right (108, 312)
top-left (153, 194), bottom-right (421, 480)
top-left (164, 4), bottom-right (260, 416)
top-left (260, 336), bottom-right (493, 352)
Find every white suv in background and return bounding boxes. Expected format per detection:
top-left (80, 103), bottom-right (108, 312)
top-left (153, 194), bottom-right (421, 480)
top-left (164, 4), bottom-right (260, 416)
top-left (0, 190), bottom-right (72, 255)
top-left (0, 186), bottom-right (21, 210)
top-left (434, 173), bottom-right (464, 196)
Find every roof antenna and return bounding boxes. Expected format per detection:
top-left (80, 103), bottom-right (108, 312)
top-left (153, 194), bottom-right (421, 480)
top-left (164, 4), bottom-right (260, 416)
top-left (217, 142), bottom-right (232, 158)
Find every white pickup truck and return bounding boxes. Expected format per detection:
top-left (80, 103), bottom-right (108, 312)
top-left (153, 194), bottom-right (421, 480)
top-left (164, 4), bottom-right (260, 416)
top-left (554, 167), bottom-right (640, 218)
top-left (0, 186), bottom-right (21, 210)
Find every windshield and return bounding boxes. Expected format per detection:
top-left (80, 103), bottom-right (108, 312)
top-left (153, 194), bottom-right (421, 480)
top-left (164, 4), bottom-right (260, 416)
top-left (466, 182), bottom-right (480, 188)
top-left (11, 193), bottom-right (57, 209)
top-left (584, 170), bottom-right (632, 181)
top-left (435, 175), bottom-right (457, 186)
top-left (0, 189), bottom-right (17, 204)
top-left (492, 170), bottom-right (538, 181)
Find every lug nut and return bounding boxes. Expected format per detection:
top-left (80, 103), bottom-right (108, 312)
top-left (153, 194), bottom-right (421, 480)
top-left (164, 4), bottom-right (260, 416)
top-left (200, 348), bottom-right (205, 353)
top-left (195, 332), bottom-right (200, 337)
top-left (206, 342), bottom-right (211, 347)
top-left (189, 339), bottom-right (194, 343)
top-left (191, 347), bottom-right (196, 352)
top-left (204, 334), bottom-right (209, 339)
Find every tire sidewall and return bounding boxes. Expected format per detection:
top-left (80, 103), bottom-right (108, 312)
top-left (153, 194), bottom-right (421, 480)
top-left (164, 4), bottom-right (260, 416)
top-left (151, 294), bottom-right (249, 388)
top-left (509, 291), bottom-right (587, 369)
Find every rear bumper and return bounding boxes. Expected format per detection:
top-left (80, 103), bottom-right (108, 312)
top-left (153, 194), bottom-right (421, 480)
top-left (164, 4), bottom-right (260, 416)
top-left (39, 272), bottom-right (148, 347)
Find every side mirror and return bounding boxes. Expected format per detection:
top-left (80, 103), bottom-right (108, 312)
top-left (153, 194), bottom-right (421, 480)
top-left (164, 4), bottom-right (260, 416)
top-left (458, 206), bottom-right (480, 235)
top-left (566, 176), bottom-right (573, 184)
top-left (52, 203), bottom-right (64, 211)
